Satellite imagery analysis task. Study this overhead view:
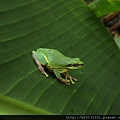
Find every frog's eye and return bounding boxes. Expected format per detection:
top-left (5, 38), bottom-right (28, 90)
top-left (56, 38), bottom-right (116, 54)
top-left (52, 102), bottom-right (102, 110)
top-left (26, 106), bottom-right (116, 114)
top-left (73, 63), bottom-right (83, 66)
top-left (73, 63), bottom-right (79, 66)
top-left (67, 63), bottom-right (78, 67)
top-left (67, 64), bottom-right (73, 67)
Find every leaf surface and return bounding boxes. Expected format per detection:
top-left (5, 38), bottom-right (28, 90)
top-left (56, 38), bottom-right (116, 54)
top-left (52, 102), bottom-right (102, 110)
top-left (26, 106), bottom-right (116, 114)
top-left (0, 0), bottom-right (120, 115)
top-left (89, 0), bottom-right (120, 17)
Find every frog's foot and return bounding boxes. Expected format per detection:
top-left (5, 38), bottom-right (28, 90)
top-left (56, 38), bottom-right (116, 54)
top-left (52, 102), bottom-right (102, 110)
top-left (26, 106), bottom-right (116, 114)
top-left (38, 64), bottom-right (48, 77)
top-left (41, 70), bottom-right (48, 77)
top-left (64, 73), bottom-right (77, 85)
top-left (60, 79), bottom-right (70, 86)
top-left (32, 53), bottom-right (48, 77)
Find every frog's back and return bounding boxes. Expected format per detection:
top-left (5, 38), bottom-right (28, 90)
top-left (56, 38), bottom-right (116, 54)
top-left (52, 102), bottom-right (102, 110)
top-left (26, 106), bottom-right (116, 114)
top-left (37, 48), bottom-right (70, 67)
top-left (38, 48), bottom-right (65, 59)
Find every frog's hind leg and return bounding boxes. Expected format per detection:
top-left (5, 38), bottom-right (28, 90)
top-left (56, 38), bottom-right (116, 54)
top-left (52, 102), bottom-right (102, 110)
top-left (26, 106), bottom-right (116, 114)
top-left (32, 53), bottom-right (48, 77)
top-left (64, 72), bottom-right (77, 84)
top-left (53, 69), bottom-right (70, 85)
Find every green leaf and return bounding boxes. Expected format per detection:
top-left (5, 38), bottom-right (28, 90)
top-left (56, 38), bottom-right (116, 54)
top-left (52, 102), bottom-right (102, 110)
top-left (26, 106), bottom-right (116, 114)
top-left (114, 37), bottom-right (120, 49)
top-left (0, 94), bottom-right (52, 115)
top-left (0, 0), bottom-right (120, 115)
top-left (89, 0), bottom-right (120, 17)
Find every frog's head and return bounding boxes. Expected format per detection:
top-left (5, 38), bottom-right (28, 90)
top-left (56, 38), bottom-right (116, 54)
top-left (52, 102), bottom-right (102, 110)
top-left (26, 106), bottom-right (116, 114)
top-left (66, 58), bottom-right (84, 70)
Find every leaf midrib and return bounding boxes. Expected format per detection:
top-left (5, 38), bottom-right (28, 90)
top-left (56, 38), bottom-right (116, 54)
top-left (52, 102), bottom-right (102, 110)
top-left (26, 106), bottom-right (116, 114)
top-left (0, 94), bottom-right (53, 115)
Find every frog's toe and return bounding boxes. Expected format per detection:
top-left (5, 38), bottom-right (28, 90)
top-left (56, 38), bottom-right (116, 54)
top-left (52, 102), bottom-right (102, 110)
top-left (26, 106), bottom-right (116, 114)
top-left (44, 72), bottom-right (49, 77)
top-left (67, 83), bottom-right (70, 86)
top-left (70, 80), bottom-right (75, 84)
top-left (65, 80), bottom-right (71, 86)
top-left (66, 79), bottom-right (70, 83)
top-left (60, 79), bottom-right (70, 85)
top-left (68, 76), bottom-right (76, 84)
top-left (73, 78), bottom-right (77, 81)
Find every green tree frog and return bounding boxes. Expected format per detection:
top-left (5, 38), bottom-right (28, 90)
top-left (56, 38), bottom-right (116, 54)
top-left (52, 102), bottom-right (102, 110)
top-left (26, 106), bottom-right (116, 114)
top-left (32, 48), bottom-right (83, 85)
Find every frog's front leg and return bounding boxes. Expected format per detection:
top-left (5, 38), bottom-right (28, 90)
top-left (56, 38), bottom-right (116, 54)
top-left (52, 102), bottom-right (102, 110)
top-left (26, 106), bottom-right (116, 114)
top-left (63, 72), bottom-right (77, 84)
top-left (32, 53), bottom-right (48, 77)
top-left (53, 69), bottom-right (70, 85)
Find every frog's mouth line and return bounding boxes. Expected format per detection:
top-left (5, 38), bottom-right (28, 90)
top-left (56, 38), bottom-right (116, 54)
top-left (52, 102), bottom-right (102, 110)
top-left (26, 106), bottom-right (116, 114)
top-left (67, 63), bottom-right (84, 67)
